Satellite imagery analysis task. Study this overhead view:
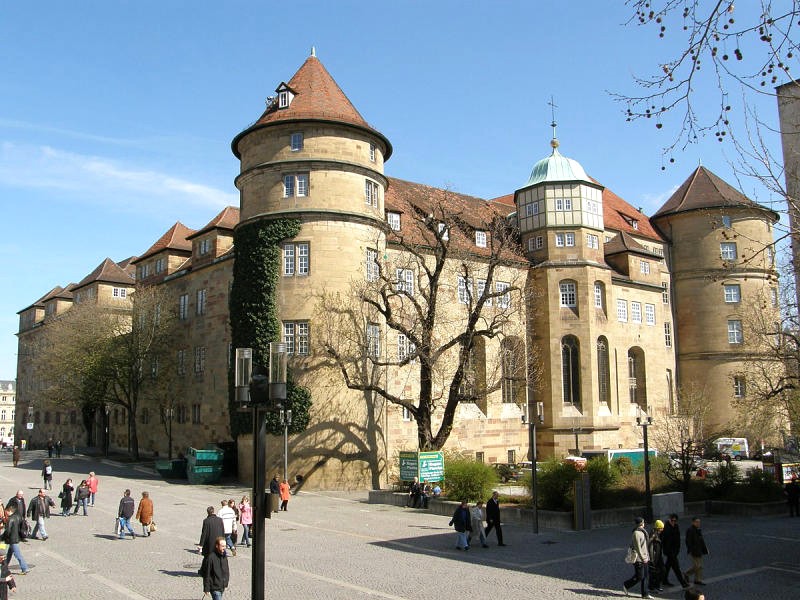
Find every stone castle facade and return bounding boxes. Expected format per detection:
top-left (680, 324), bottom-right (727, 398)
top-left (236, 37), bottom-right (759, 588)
top-left (14, 54), bottom-right (780, 488)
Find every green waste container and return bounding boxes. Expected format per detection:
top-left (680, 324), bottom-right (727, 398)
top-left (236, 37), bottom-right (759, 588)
top-left (186, 446), bottom-right (225, 466)
top-left (155, 459), bottom-right (188, 479)
top-left (187, 464), bottom-right (223, 485)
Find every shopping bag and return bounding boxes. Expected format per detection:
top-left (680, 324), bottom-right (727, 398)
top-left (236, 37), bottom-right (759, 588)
top-left (149, 521), bottom-right (157, 533)
top-left (114, 517), bottom-right (121, 535)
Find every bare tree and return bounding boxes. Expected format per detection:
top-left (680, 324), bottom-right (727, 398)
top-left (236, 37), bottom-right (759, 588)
top-left (318, 190), bottom-right (529, 451)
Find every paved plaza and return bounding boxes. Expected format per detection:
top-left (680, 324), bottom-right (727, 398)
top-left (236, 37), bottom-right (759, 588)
top-left (0, 450), bottom-right (797, 599)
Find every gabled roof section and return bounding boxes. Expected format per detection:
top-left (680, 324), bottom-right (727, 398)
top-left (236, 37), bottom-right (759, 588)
top-left (232, 54), bottom-right (391, 159)
top-left (603, 186), bottom-right (663, 241)
top-left (604, 231), bottom-right (662, 258)
top-left (74, 258), bottom-right (135, 290)
top-left (653, 166), bottom-right (777, 219)
top-left (133, 222), bottom-right (195, 263)
top-left (52, 283), bottom-right (77, 300)
top-left (18, 285), bottom-right (63, 314)
top-left (186, 206), bottom-right (240, 240)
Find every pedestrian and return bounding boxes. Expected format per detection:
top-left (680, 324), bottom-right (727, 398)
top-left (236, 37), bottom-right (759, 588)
top-left (201, 536), bottom-right (230, 599)
top-left (217, 500), bottom-right (236, 556)
top-left (55, 440), bottom-right (62, 458)
top-left (448, 500), bottom-right (472, 550)
top-left (269, 476), bottom-right (280, 513)
top-left (46, 439), bottom-right (54, 458)
top-left (238, 496), bottom-right (252, 548)
top-left (684, 516), bottom-right (709, 586)
top-left (4, 491), bottom-right (28, 545)
top-left (407, 477), bottom-right (421, 508)
top-left (11, 447), bottom-right (19, 468)
top-left (59, 479), bottom-right (74, 517)
top-left (784, 475), bottom-right (800, 517)
top-left (26, 489), bottom-right (55, 541)
top-left (117, 489), bottom-right (136, 539)
top-left (41, 459), bottom-right (53, 490)
top-left (135, 491), bottom-right (154, 537)
top-left (484, 490), bottom-right (506, 546)
top-left (197, 506), bottom-right (224, 558)
top-left (662, 514), bottom-right (690, 589)
top-left (227, 499), bottom-right (239, 546)
top-left (2, 504), bottom-right (30, 575)
top-left (622, 517), bottom-right (652, 599)
top-left (470, 500), bottom-right (489, 548)
top-left (648, 519), bottom-right (666, 593)
top-left (279, 479), bottom-right (291, 511)
top-left (87, 472), bottom-right (99, 506)
top-left (73, 480), bottom-right (90, 516)
top-left (0, 545), bottom-right (18, 599)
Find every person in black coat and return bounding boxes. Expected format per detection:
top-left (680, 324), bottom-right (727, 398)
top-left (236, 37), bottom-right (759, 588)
top-left (648, 520), bottom-right (666, 592)
top-left (201, 537), bottom-right (230, 598)
top-left (685, 516), bottom-right (709, 585)
top-left (785, 476), bottom-right (800, 517)
top-left (0, 550), bottom-right (18, 600)
top-left (484, 490), bottom-right (505, 546)
top-left (448, 501), bottom-right (472, 550)
top-left (197, 506), bottom-right (225, 557)
top-left (662, 514), bottom-right (689, 588)
top-left (26, 489), bottom-right (55, 540)
top-left (59, 479), bottom-right (74, 517)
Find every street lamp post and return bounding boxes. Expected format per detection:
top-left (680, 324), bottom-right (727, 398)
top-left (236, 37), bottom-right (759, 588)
top-left (522, 400), bottom-right (544, 534)
top-left (280, 408), bottom-right (292, 482)
top-left (104, 404), bottom-right (111, 457)
top-left (636, 406), bottom-right (654, 523)
top-left (165, 407), bottom-right (174, 460)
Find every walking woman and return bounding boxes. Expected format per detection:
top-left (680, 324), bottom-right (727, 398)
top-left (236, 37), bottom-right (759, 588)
top-left (73, 480), bottom-right (90, 516)
top-left (135, 491), bottom-right (154, 537)
top-left (622, 517), bottom-right (652, 598)
top-left (59, 478), bottom-right (74, 517)
top-left (279, 479), bottom-right (291, 511)
top-left (41, 459), bottom-right (53, 490)
top-left (238, 496), bottom-right (252, 547)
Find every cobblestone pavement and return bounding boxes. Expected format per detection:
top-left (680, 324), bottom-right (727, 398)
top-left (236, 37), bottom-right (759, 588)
top-left (1, 450), bottom-right (798, 599)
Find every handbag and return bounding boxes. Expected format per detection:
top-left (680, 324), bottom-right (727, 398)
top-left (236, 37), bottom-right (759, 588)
top-left (114, 517), bottom-right (121, 535)
top-left (58, 491), bottom-right (64, 499)
top-left (149, 521), bottom-right (157, 533)
top-left (624, 546), bottom-right (637, 564)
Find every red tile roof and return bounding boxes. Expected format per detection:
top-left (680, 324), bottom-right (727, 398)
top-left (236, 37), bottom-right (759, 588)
top-left (232, 55), bottom-right (391, 159)
top-left (186, 206), bottom-right (240, 240)
top-left (73, 258), bottom-right (136, 290)
top-left (133, 222), bottom-right (195, 263)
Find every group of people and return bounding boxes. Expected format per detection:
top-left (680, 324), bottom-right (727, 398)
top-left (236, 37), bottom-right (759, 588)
top-left (448, 490), bottom-right (505, 550)
top-left (406, 477), bottom-right (441, 509)
top-left (623, 514), bottom-right (708, 599)
top-left (116, 489), bottom-right (155, 539)
top-left (269, 475), bottom-right (291, 511)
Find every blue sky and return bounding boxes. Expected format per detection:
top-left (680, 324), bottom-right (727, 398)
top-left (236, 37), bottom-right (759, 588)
top-left (0, 1), bottom-right (789, 379)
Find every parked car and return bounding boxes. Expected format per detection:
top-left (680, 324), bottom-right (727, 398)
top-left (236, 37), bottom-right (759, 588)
top-left (492, 463), bottom-right (523, 483)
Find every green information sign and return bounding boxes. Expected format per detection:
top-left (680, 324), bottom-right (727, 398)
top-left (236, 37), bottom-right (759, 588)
top-left (398, 451), bottom-right (445, 482)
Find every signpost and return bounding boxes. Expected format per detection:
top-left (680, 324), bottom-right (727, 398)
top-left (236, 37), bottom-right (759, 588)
top-left (399, 451), bottom-right (445, 483)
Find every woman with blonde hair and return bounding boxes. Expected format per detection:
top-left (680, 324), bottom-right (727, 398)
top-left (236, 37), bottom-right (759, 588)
top-left (135, 491), bottom-right (154, 537)
top-left (238, 496), bottom-right (252, 547)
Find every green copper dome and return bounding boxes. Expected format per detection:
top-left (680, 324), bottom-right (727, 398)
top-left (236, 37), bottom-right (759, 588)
top-left (524, 139), bottom-right (591, 187)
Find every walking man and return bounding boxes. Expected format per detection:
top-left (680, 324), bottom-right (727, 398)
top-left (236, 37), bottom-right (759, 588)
top-left (470, 500), bottom-right (489, 548)
top-left (201, 537), bottom-right (230, 599)
top-left (622, 517), bottom-right (651, 598)
top-left (661, 514), bottom-right (690, 589)
top-left (5, 492), bottom-right (28, 544)
top-left (197, 507), bottom-right (225, 558)
top-left (26, 489), bottom-right (55, 541)
top-left (685, 516), bottom-right (708, 586)
top-left (785, 475), bottom-right (800, 517)
top-left (3, 505), bottom-right (30, 575)
top-left (269, 475), bottom-right (280, 513)
top-left (484, 490), bottom-right (505, 546)
top-left (117, 489), bottom-right (136, 539)
top-left (448, 500), bottom-right (471, 550)
top-left (86, 472), bottom-right (99, 506)
top-left (11, 447), bottom-right (19, 468)
top-left (217, 500), bottom-right (237, 556)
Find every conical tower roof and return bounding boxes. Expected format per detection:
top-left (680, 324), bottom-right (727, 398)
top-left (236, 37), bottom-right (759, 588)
top-left (232, 54), bottom-right (391, 159)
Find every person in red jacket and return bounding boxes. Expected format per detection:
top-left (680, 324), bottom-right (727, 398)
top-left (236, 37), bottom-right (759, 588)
top-left (279, 479), bottom-right (291, 511)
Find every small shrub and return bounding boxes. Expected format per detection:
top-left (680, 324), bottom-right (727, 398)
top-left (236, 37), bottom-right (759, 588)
top-left (586, 457), bottom-right (620, 508)
top-left (536, 458), bottom-right (580, 510)
top-left (613, 456), bottom-right (636, 476)
top-left (709, 461), bottom-right (740, 498)
top-left (444, 459), bottom-right (498, 502)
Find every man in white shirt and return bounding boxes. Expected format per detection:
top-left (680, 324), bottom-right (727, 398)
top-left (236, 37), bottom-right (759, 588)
top-left (217, 500), bottom-right (237, 557)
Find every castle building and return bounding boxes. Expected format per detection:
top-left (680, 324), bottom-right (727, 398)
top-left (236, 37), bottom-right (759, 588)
top-left (0, 381), bottom-right (15, 447)
top-left (14, 54), bottom-right (780, 488)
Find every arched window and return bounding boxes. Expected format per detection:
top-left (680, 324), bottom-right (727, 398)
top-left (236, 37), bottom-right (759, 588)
top-left (628, 347), bottom-right (647, 410)
top-left (559, 280), bottom-right (577, 308)
top-left (593, 281), bottom-right (606, 313)
top-left (597, 337), bottom-right (610, 406)
top-left (562, 335), bottom-right (581, 410)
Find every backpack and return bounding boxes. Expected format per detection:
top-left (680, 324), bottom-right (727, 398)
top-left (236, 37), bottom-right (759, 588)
top-left (18, 518), bottom-right (30, 540)
top-left (45, 465), bottom-right (52, 475)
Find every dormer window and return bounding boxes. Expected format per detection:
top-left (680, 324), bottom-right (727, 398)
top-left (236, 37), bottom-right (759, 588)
top-left (290, 132), bottom-right (303, 151)
top-left (621, 214), bottom-right (639, 230)
top-left (199, 239), bottom-right (211, 255)
top-left (438, 223), bottom-right (449, 241)
top-left (278, 91), bottom-right (290, 108)
top-left (475, 231), bottom-right (487, 248)
top-left (369, 143), bottom-right (376, 162)
top-left (387, 212), bottom-right (401, 231)
top-left (722, 215), bottom-right (732, 228)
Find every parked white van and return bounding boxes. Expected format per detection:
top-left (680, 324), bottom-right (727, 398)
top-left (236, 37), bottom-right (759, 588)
top-left (714, 437), bottom-right (749, 460)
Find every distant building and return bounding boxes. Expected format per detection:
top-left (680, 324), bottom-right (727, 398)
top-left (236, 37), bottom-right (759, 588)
top-left (0, 381), bottom-right (15, 447)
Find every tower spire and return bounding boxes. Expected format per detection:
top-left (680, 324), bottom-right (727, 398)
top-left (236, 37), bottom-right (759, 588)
top-left (548, 96), bottom-right (559, 150)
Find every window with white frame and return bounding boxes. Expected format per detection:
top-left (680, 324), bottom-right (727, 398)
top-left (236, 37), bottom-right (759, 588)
top-left (194, 346), bottom-right (206, 373)
top-left (365, 248), bottom-right (379, 282)
top-left (525, 202), bottom-right (540, 216)
top-left (476, 279), bottom-right (490, 305)
top-left (771, 287), bottom-right (778, 307)
top-left (662, 282), bottom-right (669, 304)
top-left (396, 268), bottom-right (414, 295)
top-left (722, 215), bottom-right (732, 228)
top-left (528, 238), bottom-right (536, 251)
top-left (728, 320), bottom-right (743, 344)
top-left (555, 233), bottom-right (565, 247)
top-left (192, 404), bottom-right (201, 424)
top-left (283, 242), bottom-right (310, 276)
top-left (155, 258), bottom-right (165, 273)
top-left (179, 294), bottom-right (188, 320)
top-left (640, 260), bottom-right (650, 275)
top-left (283, 321), bottom-right (309, 355)
top-left (369, 143), bottom-right (376, 162)
top-left (278, 90), bottom-right (290, 108)
top-left (496, 281), bottom-right (511, 308)
top-left (555, 198), bottom-right (572, 211)
top-left (586, 233), bottom-right (599, 249)
top-left (457, 276), bottom-right (473, 304)
top-left (198, 239), bottom-right (211, 256)
top-left (283, 173), bottom-right (309, 197)
top-left (631, 301), bottom-right (642, 323)
top-left (401, 406), bottom-right (411, 421)
top-left (290, 132), bottom-right (303, 151)
top-left (387, 212), bottom-right (401, 231)
top-left (594, 282), bottom-right (605, 309)
top-left (559, 281), bottom-right (577, 307)
top-left (720, 242), bottom-right (737, 260)
top-left (724, 284), bottom-right (741, 303)
top-left (766, 245), bottom-right (774, 266)
top-left (536, 235), bottom-right (543, 249)
top-left (438, 222), bottom-right (449, 241)
top-left (733, 376), bottom-right (746, 397)
top-left (196, 289), bottom-right (207, 316)
top-left (475, 230), bottom-right (487, 248)
top-left (398, 334), bottom-right (416, 361)
top-left (367, 323), bottom-right (381, 357)
top-left (664, 322), bottom-right (672, 347)
top-left (565, 232), bottom-right (575, 247)
top-left (365, 179), bottom-right (380, 207)
top-left (177, 349), bottom-right (186, 376)
top-left (645, 303), bottom-right (656, 325)
top-left (617, 299), bottom-right (628, 322)
top-left (112, 287), bottom-right (127, 299)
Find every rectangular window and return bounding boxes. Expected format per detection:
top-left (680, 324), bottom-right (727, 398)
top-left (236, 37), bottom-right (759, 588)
top-left (192, 403), bottom-right (201, 424)
top-left (296, 322), bottom-right (309, 355)
top-left (284, 242), bottom-right (310, 276)
top-left (475, 230), bottom-right (487, 248)
top-left (369, 143), bottom-right (376, 162)
top-left (438, 222), bottom-right (449, 241)
top-left (179, 294), bottom-right (189, 320)
top-left (365, 248), bottom-right (379, 282)
top-left (662, 282), bottom-right (669, 304)
top-left (290, 132), bottom-right (303, 151)
top-left (367, 323), bottom-right (381, 358)
top-left (536, 235), bottom-right (543, 249)
top-left (528, 238), bottom-right (536, 251)
top-left (560, 282), bottom-right (576, 307)
top-left (283, 173), bottom-right (309, 197)
top-left (724, 284), bottom-right (741, 303)
top-left (475, 451), bottom-right (485, 463)
top-left (586, 234), bottom-right (599, 249)
top-left (771, 287), bottom-right (778, 307)
top-left (112, 287), bottom-right (127, 299)
top-left (766, 245), bottom-right (774, 266)
top-left (387, 212), bottom-right (401, 231)
top-left (457, 277), bottom-right (472, 304)
top-left (733, 376), bottom-right (746, 398)
top-left (555, 198), bottom-right (572, 211)
top-left (283, 322), bottom-right (295, 355)
top-left (722, 215), bottom-right (732, 228)
top-left (282, 322), bottom-right (309, 355)
top-left (631, 301), bottom-right (642, 323)
top-left (555, 233), bottom-right (565, 247)
top-left (594, 283), bottom-right (603, 308)
top-left (617, 299), bottom-right (628, 322)
top-left (196, 289), bottom-right (207, 316)
top-left (401, 406), bottom-right (411, 421)
top-left (728, 320), bottom-right (743, 344)
top-left (476, 279), bottom-right (489, 305)
top-left (194, 346), bottom-right (206, 373)
top-left (278, 90), bottom-right (290, 108)
top-left (507, 449), bottom-right (516, 463)
top-left (150, 358), bottom-right (159, 380)
top-left (398, 334), bottom-right (416, 361)
top-left (565, 232), bottom-right (575, 247)
top-left (155, 258), bottom-right (165, 273)
top-left (365, 179), bottom-right (380, 207)
top-left (177, 350), bottom-right (186, 376)
top-left (640, 260), bottom-right (650, 275)
top-left (496, 281), bottom-right (511, 308)
top-left (199, 239), bottom-right (211, 255)
top-left (645, 303), bottom-right (655, 325)
top-left (664, 322), bottom-right (672, 347)
top-left (177, 405), bottom-right (188, 425)
top-left (396, 268), bottom-right (414, 295)
top-left (720, 242), bottom-right (737, 260)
